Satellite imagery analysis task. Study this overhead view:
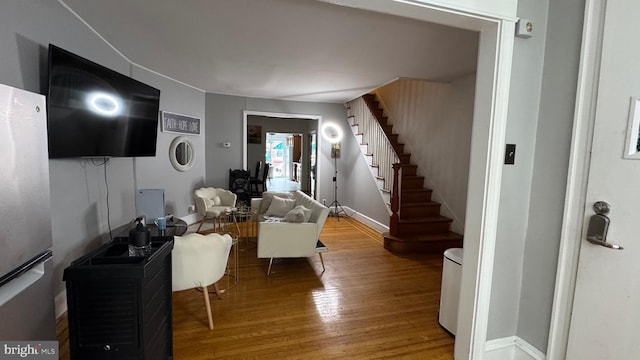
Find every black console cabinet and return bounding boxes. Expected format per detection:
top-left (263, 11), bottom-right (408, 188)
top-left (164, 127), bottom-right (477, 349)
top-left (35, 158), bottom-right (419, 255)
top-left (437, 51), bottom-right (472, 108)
top-left (63, 237), bottom-right (174, 360)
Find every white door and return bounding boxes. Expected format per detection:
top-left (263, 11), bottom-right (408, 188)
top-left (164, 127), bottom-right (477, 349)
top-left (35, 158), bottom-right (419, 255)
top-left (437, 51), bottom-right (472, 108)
top-left (566, 0), bottom-right (640, 358)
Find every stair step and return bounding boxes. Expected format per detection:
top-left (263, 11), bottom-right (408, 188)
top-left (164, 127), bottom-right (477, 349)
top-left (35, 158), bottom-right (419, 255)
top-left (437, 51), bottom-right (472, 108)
top-left (400, 164), bottom-right (417, 176)
top-left (360, 93), bottom-right (462, 253)
top-left (401, 175), bottom-right (424, 189)
top-left (383, 231), bottom-right (463, 253)
top-left (399, 154), bottom-right (411, 163)
top-left (365, 157), bottom-right (374, 166)
top-left (397, 216), bottom-right (452, 236)
top-left (400, 201), bottom-right (441, 218)
top-left (401, 188), bottom-right (433, 203)
top-left (399, 215), bottom-right (451, 224)
top-left (366, 100), bottom-right (380, 108)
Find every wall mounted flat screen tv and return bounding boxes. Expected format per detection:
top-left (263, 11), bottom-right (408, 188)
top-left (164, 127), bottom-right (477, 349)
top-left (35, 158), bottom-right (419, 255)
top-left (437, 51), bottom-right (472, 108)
top-left (46, 44), bottom-right (161, 158)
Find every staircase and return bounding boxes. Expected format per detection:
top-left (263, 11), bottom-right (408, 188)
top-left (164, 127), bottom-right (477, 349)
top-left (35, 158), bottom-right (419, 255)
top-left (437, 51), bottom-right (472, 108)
top-left (349, 94), bottom-right (463, 253)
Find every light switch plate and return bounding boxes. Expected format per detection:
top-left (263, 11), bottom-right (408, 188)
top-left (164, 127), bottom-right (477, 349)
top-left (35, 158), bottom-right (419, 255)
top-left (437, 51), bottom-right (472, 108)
top-left (505, 144), bottom-right (516, 165)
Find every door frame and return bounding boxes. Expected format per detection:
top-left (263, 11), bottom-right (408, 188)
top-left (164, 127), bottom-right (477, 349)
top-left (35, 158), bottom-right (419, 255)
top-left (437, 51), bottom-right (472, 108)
top-left (307, 130), bottom-right (318, 198)
top-left (547, 0), bottom-right (606, 358)
top-left (243, 1), bottom-right (518, 357)
top-left (313, 1), bottom-right (516, 358)
top-left (243, 110), bottom-right (323, 198)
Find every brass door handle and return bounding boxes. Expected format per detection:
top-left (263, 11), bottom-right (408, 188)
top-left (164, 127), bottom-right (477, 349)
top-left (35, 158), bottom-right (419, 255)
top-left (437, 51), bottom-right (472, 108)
top-left (586, 235), bottom-right (623, 250)
top-left (586, 201), bottom-right (623, 250)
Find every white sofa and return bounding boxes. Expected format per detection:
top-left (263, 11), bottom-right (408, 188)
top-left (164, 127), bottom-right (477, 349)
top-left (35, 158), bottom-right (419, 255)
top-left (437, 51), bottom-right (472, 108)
top-left (251, 191), bottom-right (330, 275)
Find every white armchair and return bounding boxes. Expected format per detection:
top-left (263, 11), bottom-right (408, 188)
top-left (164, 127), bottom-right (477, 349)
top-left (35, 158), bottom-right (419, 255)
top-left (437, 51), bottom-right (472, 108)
top-left (172, 232), bottom-right (233, 329)
top-left (194, 187), bottom-right (237, 232)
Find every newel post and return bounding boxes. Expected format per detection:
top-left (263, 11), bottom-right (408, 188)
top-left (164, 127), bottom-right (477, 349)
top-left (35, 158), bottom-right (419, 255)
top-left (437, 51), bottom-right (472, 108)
top-left (390, 163), bottom-right (401, 237)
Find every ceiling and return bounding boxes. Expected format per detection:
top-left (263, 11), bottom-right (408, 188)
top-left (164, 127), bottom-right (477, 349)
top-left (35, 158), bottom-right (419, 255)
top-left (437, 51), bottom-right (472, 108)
top-left (61, 0), bottom-right (479, 103)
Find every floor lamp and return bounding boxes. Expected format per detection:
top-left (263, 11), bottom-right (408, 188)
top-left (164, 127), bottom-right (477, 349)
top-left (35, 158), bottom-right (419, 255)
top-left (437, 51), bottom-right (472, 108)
top-left (322, 123), bottom-right (347, 220)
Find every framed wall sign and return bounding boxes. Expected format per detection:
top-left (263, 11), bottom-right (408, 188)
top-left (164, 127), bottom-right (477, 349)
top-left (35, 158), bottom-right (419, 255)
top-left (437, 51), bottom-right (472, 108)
top-left (161, 111), bottom-right (201, 135)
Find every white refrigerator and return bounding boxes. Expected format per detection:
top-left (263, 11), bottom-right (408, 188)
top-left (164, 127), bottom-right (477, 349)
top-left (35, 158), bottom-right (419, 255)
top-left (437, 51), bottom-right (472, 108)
top-left (0, 83), bottom-right (56, 340)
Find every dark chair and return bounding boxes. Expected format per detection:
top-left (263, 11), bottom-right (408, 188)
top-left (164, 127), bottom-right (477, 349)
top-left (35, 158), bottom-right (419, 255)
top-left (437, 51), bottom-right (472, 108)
top-left (251, 163), bottom-right (269, 196)
top-left (253, 161), bottom-right (262, 180)
top-left (229, 169), bottom-right (251, 206)
top-left (249, 161), bottom-right (262, 196)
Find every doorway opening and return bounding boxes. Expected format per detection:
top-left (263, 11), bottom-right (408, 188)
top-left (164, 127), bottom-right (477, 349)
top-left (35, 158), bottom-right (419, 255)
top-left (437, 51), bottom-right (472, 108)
top-left (244, 111), bottom-right (321, 199)
top-left (265, 132), bottom-right (302, 193)
top-left (241, 4), bottom-right (514, 353)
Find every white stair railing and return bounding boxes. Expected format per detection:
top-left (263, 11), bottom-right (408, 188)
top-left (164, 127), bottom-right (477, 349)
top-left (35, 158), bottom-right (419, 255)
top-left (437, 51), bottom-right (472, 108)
top-left (347, 96), bottom-right (399, 193)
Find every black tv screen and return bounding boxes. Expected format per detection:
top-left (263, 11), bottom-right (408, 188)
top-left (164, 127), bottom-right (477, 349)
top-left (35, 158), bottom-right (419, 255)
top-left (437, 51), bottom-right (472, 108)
top-left (46, 44), bottom-right (160, 158)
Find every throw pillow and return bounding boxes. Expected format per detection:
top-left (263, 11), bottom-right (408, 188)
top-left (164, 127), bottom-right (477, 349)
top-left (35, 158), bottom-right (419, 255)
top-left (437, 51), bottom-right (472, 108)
top-left (213, 195), bottom-right (222, 206)
top-left (259, 191), bottom-right (294, 214)
top-left (284, 207), bottom-right (305, 223)
top-left (204, 198), bottom-right (215, 208)
top-left (265, 196), bottom-right (296, 217)
top-left (284, 205), bottom-right (313, 223)
top-left (300, 205), bottom-right (313, 222)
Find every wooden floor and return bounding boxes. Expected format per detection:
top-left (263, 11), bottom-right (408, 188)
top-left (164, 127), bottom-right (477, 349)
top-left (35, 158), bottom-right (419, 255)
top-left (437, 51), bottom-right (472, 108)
top-left (57, 217), bottom-right (454, 359)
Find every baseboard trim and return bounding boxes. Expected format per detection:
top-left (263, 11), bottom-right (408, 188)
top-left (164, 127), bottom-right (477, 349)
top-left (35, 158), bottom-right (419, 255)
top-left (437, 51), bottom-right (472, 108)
top-left (484, 336), bottom-right (545, 360)
top-left (55, 289), bottom-right (67, 319)
top-left (341, 206), bottom-right (388, 234)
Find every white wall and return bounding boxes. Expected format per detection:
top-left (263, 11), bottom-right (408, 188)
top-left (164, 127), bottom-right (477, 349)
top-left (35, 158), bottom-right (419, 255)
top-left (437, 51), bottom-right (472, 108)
top-left (487, 0), bottom-right (550, 342)
top-left (338, 108), bottom-right (392, 226)
top-left (0, 0), bottom-right (206, 297)
top-left (375, 76), bottom-right (476, 233)
top-left (131, 66), bottom-right (207, 217)
top-left (518, 0), bottom-right (585, 351)
top-left (488, 0), bottom-right (585, 353)
top-left (204, 94), bottom-right (347, 206)
top-left (203, 96), bottom-right (388, 226)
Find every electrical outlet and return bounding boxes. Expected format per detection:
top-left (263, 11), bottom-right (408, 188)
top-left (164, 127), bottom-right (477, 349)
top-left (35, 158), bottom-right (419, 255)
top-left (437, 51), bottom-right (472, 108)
top-left (188, 204), bottom-right (196, 213)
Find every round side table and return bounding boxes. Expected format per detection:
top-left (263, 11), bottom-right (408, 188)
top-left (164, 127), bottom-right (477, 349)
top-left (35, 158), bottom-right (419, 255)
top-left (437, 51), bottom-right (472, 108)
top-left (217, 233), bottom-right (239, 293)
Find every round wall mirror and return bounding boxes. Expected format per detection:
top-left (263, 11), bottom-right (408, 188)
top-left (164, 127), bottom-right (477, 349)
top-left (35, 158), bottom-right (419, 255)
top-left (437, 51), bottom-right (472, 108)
top-left (169, 136), bottom-right (195, 172)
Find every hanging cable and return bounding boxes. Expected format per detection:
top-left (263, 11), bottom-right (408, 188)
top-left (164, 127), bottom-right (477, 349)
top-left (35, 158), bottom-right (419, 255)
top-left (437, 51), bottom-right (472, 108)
top-left (90, 157), bottom-right (113, 240)
top-left (103, 158), bottom-right (112, 241)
